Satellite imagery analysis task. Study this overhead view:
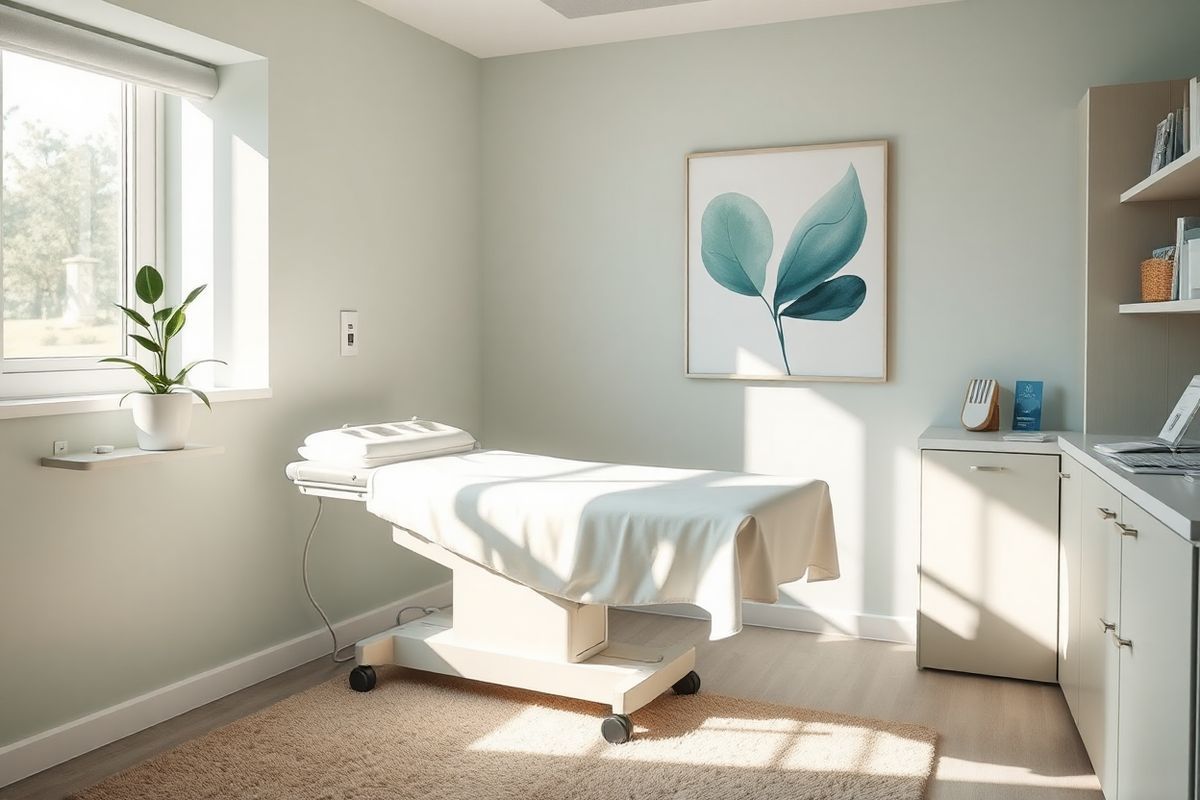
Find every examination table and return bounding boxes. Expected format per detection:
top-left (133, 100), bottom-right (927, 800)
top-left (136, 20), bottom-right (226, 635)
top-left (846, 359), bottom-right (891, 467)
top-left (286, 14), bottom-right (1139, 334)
top-left (287, 432), bottom-right (838, 744)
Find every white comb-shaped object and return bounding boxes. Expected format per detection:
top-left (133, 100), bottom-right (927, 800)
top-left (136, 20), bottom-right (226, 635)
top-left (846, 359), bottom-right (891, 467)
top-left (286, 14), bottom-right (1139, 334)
top-left (961, 379), bottom-right (1000, 432)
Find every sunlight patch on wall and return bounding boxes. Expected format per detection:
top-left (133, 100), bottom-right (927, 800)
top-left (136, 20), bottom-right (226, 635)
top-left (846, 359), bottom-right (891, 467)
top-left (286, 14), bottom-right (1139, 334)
top-left (743, 385), bottom-right (865, 611)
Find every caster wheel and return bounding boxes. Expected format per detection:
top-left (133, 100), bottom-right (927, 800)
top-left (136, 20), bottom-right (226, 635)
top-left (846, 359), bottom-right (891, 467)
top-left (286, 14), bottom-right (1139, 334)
top-left (601, 713), bottom-right (633, 744)
top-left (672, 670), bottom-right (701, 695)
top-left (349, 665), bottom-right (377, 693)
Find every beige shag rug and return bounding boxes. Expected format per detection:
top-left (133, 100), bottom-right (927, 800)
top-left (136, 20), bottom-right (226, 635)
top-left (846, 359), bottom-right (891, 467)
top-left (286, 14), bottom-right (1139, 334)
top-left (74, 667), bottom-right (938, 800)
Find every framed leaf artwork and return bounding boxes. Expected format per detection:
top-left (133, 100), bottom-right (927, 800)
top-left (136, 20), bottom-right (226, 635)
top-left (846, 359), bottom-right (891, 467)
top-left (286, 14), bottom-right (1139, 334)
top-left (685, 141), bottom-right (888, 381)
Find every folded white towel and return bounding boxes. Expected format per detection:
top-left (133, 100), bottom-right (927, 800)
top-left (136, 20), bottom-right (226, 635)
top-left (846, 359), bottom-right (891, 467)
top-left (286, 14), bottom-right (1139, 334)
top-left (302, 420), bottom-right (476, 465)
top-left (297, 442), bottom-right (476, 469)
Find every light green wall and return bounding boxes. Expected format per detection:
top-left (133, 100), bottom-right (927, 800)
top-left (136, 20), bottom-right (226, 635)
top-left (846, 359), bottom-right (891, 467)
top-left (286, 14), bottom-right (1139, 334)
top-left (0, 0), bottom-right (480, 746)
top-left (6, 0), bottom-right (1200, 755)
top-left (479, 0), bottom-right (1200, 627)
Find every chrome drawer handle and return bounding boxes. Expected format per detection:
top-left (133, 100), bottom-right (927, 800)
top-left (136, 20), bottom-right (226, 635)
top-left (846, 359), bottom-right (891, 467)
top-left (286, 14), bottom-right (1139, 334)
top-left (969, 465), bottom-right (1006, 472)
top-left (1096, 507), bottom-right (1117, 520)
top-left (1114, 522), bottom-right (1138, 538)
top-left (1111, 631), bottom-right (1132, 650)
top-left (1099, 618), bottom-right (1116, 633)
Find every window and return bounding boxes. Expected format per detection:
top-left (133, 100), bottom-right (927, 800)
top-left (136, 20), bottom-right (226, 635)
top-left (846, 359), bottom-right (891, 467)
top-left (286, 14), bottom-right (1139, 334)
top-left (0, 4), bottom-right (268, 411)
top-left (0, 50), bottom-right (157, 398)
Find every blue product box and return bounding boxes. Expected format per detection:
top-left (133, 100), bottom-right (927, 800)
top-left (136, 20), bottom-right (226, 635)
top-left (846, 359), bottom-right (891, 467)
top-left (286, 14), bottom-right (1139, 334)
top-left (1012, 380), bottom-right (1044, 432)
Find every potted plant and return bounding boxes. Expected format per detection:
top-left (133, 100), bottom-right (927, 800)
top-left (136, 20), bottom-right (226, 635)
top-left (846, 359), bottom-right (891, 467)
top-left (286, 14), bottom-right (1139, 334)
top-left (101, 265), bottom-right (225, 451)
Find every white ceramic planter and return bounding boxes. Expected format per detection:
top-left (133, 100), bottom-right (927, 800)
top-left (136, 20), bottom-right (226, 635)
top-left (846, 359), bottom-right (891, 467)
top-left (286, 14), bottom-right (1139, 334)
top-left (128, 392), bottom-right (193, 451)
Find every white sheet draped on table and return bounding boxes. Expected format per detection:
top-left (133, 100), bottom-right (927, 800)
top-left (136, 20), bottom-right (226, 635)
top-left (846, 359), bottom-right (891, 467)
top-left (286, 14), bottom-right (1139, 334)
top-left (366, 450), bottom-right (838, 640)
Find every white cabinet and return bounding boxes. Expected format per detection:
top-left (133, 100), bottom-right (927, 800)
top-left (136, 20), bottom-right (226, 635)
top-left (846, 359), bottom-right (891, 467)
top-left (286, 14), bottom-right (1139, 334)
top-left (918, 449), bottom-right (1060, 682)
top-left (1059, 464), bottom-right (1198, 800)
top-left (920, 429), bottom-right (1200, 800)
top-left (1058, 454), bottom-right (1083, 718)
top-left (1076, 468), bottom-right (1123, 797)
top-left (1114, 499), bottom-right (1195, 800)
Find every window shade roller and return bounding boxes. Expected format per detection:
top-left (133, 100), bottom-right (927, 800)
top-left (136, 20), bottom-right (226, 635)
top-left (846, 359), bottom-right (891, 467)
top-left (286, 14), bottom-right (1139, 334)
top-left (0, 4), bottom-right (217, 99)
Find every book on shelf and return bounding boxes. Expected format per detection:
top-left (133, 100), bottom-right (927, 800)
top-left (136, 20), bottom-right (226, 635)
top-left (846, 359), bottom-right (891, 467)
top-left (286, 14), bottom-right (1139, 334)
top-left (1185, 97), bottom-right (1193, 155)
top-left (1175, 217), bottom-right (1200, 300)
top-left (1176, 105), bottom-right (1187, 159)
top-left (1191, 240), bottom-right (1200, 301)
top-left (1166, 111), bottom-right (1177, 165)
top-left (1192, 77), bottom-right (1200, 153)
top-left (1152, 116), bottom-right (1170, 173)
top-left (1148, 79), bottom-right (1200, 174)
top-left (1185, 225), bottom-right (1200, 300)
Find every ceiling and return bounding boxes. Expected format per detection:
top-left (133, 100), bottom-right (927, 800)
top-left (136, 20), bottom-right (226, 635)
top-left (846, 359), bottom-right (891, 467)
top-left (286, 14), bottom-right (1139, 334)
top-left (356, 0), bottom-right (960, 58)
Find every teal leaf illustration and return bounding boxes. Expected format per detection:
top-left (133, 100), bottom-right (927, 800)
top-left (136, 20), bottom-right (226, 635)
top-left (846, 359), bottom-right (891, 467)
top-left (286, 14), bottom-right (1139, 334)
top-left (780, 275), bottom-right (866, 321)
top-left (700, 192), bottom-right (772, 297)
top-left (773, 165), bottom-right (867, 313)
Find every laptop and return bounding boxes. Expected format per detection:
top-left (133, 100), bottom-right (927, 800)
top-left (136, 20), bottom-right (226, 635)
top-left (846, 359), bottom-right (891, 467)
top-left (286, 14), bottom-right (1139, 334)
top-left (1093, 375), bottom-right (1200, 474)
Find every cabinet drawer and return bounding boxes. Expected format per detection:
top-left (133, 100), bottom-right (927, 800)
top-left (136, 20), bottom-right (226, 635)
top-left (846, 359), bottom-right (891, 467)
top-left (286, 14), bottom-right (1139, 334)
top-left (919, 450), bottom-right (1060, 681)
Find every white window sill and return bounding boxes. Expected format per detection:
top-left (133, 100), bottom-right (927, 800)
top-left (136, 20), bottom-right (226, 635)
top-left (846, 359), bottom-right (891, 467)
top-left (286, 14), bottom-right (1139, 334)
top-left (0, 387), bottom-right (272, 420)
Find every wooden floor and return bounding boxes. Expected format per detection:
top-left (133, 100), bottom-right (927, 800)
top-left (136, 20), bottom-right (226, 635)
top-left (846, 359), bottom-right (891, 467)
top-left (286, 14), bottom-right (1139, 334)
top-left (1, 611), bottom-right (1101, 800)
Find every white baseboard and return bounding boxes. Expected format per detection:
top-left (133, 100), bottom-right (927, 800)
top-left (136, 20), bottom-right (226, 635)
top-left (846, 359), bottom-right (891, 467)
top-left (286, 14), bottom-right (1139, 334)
top-left (0, 581), bottom-right (452, 790)
top-left (631, 601), bottom-right (916, 645)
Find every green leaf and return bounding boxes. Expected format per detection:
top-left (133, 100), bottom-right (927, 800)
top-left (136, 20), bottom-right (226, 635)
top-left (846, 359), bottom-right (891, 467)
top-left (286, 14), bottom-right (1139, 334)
top-left (182, 284), bottom-right (207, 306)
top-left (699, 192), bottom-right (772, 297)
top-left (129, 334), bottom-right (162, 354)
top-left (100, 357), bottom-right (166, 389)
top-left (773, 165), bottom-right (868, 313)
top-left (780, 275), bottom-right (867, 321)
top-left (164, 309), bottom-right (186, 340)
top-left (153, 306), bottom-right (174, 322)
top-left (176, 386), bottom-right (212, 410)
top-left (134, 265), bottom-right (164, 304)
top-left (114, 304), bottom-right (150, 329)
top-left (174, 358), bottom-right (227, 384)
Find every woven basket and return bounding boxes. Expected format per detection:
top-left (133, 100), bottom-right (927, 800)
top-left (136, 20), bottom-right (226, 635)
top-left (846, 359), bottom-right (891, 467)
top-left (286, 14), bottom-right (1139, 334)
top-left (1141, 258), bottom-right (1174, 302)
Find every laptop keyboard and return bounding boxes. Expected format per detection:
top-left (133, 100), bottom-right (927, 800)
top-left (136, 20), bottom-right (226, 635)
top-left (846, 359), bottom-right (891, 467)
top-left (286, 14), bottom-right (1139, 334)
top-left (1116, 452), bottom-right (1200, 469)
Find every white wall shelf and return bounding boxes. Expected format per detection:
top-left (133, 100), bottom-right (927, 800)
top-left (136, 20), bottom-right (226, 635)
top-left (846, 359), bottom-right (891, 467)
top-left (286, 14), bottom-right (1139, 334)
top-left (1120, 147), bottom-right (1200, 203)
top-left (41, 444), bottom-right (224, 471)
top-left (1117, 298), bottom-right (1200, 314)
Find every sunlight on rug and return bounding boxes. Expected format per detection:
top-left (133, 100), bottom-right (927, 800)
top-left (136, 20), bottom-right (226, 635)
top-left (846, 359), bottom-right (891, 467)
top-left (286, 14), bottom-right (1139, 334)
top-left (73, 667), bottom-right (938, 800)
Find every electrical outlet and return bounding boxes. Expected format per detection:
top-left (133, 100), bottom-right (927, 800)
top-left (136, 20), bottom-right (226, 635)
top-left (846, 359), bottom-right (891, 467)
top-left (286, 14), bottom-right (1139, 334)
top-left (52, 440), bottom-right (67, 456)
top-left (340, 310), bottom-right (359, 357)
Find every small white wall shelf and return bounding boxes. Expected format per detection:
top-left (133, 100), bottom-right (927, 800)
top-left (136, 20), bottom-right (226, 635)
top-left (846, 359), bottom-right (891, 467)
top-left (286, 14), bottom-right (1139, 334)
top-left (1121, 147), bottom-right (1200, 203)
top-left (1118, 299), bottom-right (1200, 314)
top-left (41, 444), bottom-right (224, 471)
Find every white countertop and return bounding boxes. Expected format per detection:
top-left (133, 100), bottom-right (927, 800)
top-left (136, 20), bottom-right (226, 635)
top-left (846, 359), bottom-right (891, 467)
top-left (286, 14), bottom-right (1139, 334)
top-left (919, 427), bottom-right (1200, 543)
top-left (918, 427), bottom-right (1065, 455)
top-left (1058, 433), bottom-right (1200, 544)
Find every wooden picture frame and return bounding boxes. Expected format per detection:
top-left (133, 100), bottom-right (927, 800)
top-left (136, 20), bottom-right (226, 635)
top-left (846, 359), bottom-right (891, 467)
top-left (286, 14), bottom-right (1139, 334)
top-left (685, 141), bottom-right (888, 382)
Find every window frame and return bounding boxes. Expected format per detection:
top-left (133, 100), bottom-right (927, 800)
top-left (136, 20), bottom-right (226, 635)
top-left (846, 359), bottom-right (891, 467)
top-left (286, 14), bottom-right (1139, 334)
top-left (0, 55), bottom-right (161, 400)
